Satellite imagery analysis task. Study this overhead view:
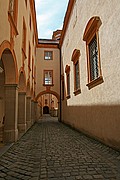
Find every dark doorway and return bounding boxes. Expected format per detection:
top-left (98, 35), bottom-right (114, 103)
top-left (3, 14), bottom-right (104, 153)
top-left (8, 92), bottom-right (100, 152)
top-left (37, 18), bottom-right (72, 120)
top-left (43, 106), bottom-right (49, 114)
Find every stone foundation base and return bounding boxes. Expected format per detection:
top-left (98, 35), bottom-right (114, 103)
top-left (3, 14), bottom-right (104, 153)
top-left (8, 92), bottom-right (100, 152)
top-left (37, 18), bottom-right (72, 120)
top-left (4, 129), bottom-right (18, 143)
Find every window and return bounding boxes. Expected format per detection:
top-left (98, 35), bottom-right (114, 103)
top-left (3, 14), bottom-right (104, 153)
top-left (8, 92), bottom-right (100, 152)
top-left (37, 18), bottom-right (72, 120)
top-left (45, 99), bottom-right (47, 105)
top-left (83, 16), bottom-right (103, 89)
top-left (61, 75), bottom-right (64, 100)
top-left (71, 49), bottom-right (81, 95)
top-left (44, 70), bottom-right (53, 86)
top-left (25, 0), bottom-right (27, 7)
top-left (9, 0), bottom-right (18, 24)
top-left (89, 35), bottom-right (99, 80)
top-left (65, 65), bottom-right (70, 99)
top-left (22, 18), bottom-right (27, 57)
top-left (44, 51), bottom-right (53, 60)
top-left (29, 15), bottom-right (31, 30)
top-left (8, 0), bottom-right (18, 36)
top-left (28, 43), bottom-right (31, 78)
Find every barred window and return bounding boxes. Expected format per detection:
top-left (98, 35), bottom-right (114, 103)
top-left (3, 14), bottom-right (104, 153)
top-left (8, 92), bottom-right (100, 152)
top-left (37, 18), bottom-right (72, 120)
top-left (65, 65), bottom-right (70, 99)
top-left (75, 61), bottom-right (80, 90)
top-left (83, 16), bottom-right (103, 89)
top-left (67, 73), bottom-right (70, 96)
top-left (71, 49), bottom-right (81, 95)
top-left (89, 35), bottom-right (99, 81)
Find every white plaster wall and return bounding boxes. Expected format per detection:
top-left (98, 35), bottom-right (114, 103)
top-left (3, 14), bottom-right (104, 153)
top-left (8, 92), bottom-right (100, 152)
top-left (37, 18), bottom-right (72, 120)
top-left (61, 0), bottom-right (120, 149)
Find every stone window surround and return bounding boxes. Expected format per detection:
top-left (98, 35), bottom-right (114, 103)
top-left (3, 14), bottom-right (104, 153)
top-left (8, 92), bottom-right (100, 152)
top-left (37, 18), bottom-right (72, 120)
top-left (22, 17), bottom-right (27, 60)
top-left (65, 65), bottom-right (71, 99)
top-left (83, 16), bottom-right (103, 90)
top-left (71, 49), bottom-right (81, 96)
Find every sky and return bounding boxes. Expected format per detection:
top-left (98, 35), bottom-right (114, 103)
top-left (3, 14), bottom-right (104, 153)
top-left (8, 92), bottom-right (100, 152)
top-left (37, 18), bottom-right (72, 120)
top-left (35, 0), bottom-right (69, 39)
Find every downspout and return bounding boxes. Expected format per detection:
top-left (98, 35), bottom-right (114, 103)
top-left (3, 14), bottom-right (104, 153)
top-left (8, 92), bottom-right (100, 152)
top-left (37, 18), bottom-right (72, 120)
top-left (59, 46), bottom-right (62, 122)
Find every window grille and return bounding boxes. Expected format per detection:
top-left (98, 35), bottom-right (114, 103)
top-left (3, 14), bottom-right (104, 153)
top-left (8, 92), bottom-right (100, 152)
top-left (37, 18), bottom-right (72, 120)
top-left (67, 73), bottom-right (70, 96)
top-left (89, 35), bottom-right (99, 81)
top-left (75, 61), bottom-right (80, 90)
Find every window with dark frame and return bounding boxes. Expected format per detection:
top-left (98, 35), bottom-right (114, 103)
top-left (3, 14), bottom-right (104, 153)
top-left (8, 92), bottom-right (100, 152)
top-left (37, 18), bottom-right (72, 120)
top-left (22, 18), bottom-right (27, 55)
top-left (8, 0), bottom-right (18, 36)
top-left (83, 16), bottom-right (103, 89)
top-left (25, 0), bottom-right (27, 7)
top-left (89, 35), bottom-right (99, 81)
top-left (45, 99), bottom-right (47, 105)
top-left (67, 73), bottom-right (70, 97)
top-left (61, 75), bottom-right (64, 100)
top-left (71, 49), bottom-right (81, 95)
top-left (44, 51), bottom-right (53, 60)
top-left (9, 0), bottom-right (18, 24)
top-left (65, 65), bottom-right (70, 99)
top-left (44, 70), bottom-right (53, 85)
top-left (75, 61), bottom-right (80, 90)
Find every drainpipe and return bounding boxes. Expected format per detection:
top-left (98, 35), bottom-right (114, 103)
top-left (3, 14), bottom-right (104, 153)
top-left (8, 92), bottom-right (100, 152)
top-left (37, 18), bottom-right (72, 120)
top-left (59, 46), bottom-right (62, 122)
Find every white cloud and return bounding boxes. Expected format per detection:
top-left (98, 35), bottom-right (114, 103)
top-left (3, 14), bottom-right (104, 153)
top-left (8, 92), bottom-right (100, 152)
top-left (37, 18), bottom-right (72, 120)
top-left (35, 0), bottom-right (69, 39)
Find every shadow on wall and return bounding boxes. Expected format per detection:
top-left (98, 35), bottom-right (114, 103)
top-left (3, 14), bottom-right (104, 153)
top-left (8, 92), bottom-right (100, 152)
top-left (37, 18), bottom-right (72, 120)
top-left (61, 103), bottom-right (120, 151)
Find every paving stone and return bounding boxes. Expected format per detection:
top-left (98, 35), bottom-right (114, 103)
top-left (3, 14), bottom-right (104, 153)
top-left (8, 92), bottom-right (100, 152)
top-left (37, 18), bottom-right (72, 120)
top-left (93, 174), bottom-right (104, 179)
top-left (82, 175), bottom-right (93, 179)
top-left (0, 116), bottom-right (120, 179)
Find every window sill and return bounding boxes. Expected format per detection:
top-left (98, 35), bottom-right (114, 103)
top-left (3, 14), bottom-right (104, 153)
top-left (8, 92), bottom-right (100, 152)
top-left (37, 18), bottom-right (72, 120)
top-left (44, 59), bottom-right (53, 61)
top-left (66, 95), bottom-right (71, 99)
top-left (86, 76), bottom-right (104, 89)
top-left (43, 84), bottom-right (54, 87)
top-left (73, 88), bottom-right (81, 96)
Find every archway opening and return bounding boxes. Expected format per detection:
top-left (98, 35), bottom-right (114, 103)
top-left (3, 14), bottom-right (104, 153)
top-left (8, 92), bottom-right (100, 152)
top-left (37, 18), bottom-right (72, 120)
top-left (43, 106), bottom-right (49, 114)
top-left (0, 47), bottom-right (18, 143)
top-left (37, 93), bottom-right (59, 118)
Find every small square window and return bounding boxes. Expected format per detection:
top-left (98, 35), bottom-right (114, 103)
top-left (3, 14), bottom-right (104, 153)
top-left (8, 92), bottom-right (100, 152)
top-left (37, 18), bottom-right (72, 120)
top-left (44, 51), bottom-right (53, 60)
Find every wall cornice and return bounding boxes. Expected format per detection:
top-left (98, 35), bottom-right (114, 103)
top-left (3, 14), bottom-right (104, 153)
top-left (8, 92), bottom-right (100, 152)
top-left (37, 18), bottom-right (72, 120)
top-left (59, 0), bottom-right (75, 47)
top-left (29, 0), bottom-right (38, 46)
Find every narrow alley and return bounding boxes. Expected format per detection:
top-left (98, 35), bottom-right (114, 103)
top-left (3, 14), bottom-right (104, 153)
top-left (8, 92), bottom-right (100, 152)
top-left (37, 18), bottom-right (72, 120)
top-left (0, 116), bottom-right (120, 180)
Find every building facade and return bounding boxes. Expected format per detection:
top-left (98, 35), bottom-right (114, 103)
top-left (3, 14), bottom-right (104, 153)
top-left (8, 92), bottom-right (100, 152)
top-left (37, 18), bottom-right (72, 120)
top-left (0, 0), bottom-right (38, 142)
top-left (0, 0), bottom-right (120, 151)
top-left (60, 0), bottom-right (120, 150)
top-left (35, 39), bottom-right (60, 119)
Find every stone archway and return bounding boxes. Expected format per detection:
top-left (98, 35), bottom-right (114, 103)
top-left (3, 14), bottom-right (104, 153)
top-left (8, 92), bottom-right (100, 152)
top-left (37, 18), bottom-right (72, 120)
top-left (35, 90), bottom-right (60, 120)
top-left (18, 69), bottom-right (26, 138)
top-left (0, 41), bottom-right (18, 143)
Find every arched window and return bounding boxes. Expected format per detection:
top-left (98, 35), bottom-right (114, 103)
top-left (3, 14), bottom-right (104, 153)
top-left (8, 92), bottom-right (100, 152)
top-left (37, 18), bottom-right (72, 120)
top-left (65, 65), bottom-right (70, 99)
top-left (8, 0), bottom-right (18, 36)
top-left (83, 16), bottom-right (103, 89)
top-left (71, 49), bottom-right (81, 95)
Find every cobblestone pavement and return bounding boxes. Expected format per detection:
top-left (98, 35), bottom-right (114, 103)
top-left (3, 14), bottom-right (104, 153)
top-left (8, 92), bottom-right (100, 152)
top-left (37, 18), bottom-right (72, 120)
top-left (0, 116), bottom-right (120, 180)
